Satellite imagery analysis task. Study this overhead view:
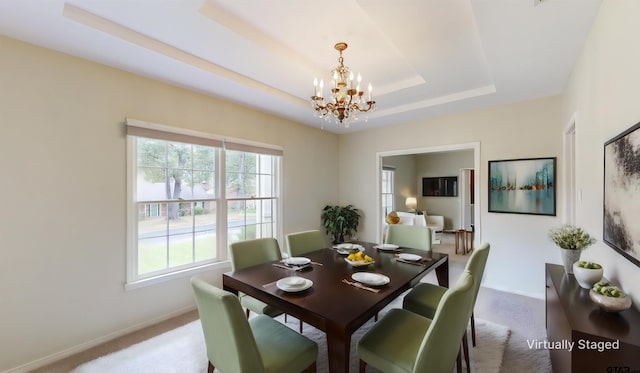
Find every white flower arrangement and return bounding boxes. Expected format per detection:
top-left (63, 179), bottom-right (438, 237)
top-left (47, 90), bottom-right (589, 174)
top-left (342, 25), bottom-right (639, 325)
top-left (549, 225), bottom-right (596, 250)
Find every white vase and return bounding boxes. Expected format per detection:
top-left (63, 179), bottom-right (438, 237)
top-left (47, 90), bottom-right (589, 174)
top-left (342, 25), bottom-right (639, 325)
top-left (560, 249), bottom-right (581, 274)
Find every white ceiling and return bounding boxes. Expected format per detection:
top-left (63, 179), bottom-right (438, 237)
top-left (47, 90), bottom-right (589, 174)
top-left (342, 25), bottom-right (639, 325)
top-left (0, 0), bottom-right (601, 133)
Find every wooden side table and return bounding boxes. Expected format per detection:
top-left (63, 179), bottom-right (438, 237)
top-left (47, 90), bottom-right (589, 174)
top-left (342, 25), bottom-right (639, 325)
top-left (455, 227), bottom-right (474, 254)
top-left (455, 229), bottom-right (467, 254)
top-left (466, 224), bottom-right (474, 253)
top-left (545, 263), bottom-right (640, 372)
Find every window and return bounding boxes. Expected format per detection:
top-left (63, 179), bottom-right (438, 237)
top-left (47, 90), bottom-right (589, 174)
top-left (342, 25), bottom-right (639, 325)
top-left (381, 166), bottom-right (395, 216)
top-left (126, 119), bottom-right (282, 287)
top-left (134, 137), bottom-right (217, 276)
top-left (226, 150), bottom-right (279, 244)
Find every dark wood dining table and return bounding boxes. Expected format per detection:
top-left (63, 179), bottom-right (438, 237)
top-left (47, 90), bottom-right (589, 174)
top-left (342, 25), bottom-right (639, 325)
top-left (222, 241), bottom-right (449, 373)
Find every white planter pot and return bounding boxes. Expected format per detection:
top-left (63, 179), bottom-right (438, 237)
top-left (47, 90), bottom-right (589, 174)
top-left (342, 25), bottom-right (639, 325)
top-left (572, 262), bottom-right (604, 289)
top-left (560, 249), bottom-right (581, 274)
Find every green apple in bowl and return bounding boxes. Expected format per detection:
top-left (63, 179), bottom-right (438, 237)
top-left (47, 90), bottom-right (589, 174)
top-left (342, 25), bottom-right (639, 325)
top-left (573, 261), bottom-right (603, 289)
top-left (577, 261), bottom-right (602, 269)
top-left (589, 282), bottom-right (632, 312)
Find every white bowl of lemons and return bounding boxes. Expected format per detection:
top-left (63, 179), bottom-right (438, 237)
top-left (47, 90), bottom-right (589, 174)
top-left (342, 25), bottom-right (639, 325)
top-left (590, 281), bottom-right (632, 312)
top-left (345, 251), bottom-right (374, 267)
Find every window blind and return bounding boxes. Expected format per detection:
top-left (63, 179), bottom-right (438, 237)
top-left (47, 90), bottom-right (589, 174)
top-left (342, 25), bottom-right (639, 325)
top-left (125, 118), bottom-right (283, 156)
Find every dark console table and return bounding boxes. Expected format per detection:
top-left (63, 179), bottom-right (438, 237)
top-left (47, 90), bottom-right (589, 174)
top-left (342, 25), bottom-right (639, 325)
top-left (545, 263), bottom-right (640, 372)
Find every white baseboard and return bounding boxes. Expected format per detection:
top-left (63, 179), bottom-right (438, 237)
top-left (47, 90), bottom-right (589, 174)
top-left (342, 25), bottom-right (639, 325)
top-left (483, 283), bottom-right (545, 300)
top-left (3, 305), bottom-right (197, 373)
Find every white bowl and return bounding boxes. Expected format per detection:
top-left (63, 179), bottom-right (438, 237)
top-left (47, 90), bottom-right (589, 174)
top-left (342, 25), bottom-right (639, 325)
top-left (285, 257), bottom-right (311, 266)
top-left (572, 262), bottom-right (603, 289)
top-left (589, 290), bottom-right (632, 312)
top-left (280, 276), bottom-right (305, 287)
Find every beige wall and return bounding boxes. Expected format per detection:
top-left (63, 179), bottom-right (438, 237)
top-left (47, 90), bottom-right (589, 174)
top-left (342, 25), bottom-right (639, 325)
top-left (381, 154), bottom-right (417, 212)
top-left (416, 151), bottom-right (474, 230)
top-left (0, 36), bottom-right (338, 371)
top-left (560, 0), bottom-right (640, 310)
top-left (339, 96), bottom-right (564, 299)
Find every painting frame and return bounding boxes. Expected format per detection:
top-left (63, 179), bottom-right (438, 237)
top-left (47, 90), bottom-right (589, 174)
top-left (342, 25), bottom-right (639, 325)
top-left (488, 157), bottom-right (556, 216)
top-left (603, 121), bottom-right (640, 268)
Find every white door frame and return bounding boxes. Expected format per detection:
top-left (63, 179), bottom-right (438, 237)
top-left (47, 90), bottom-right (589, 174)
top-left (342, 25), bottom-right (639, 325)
top-left (459, 167), bottom-right (475, 231)
top-left (376, 141), bottom-right (481, 245)
top-left (563, 113), bottom-right (578, 225)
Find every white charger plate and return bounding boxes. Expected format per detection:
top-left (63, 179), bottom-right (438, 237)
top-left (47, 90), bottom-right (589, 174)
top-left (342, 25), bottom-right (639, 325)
top-left (285, 257), bottom-right (311, 266)
top-left (373, 243), bottom-right (399, 251)
top-left (276, 277), bottom-right (313, 292)
top-left (398, 253), bottom-right (422, 261)
top-left (351, 272), bottom-right (390, 286)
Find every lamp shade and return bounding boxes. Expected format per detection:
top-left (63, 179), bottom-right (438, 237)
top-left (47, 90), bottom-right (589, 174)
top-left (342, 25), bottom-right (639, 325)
top-left (405, 197), bottom-right (417, 211)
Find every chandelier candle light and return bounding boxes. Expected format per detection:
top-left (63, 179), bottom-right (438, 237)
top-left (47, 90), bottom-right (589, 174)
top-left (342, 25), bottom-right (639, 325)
top-left (311, 42), bottom-right (376, 127)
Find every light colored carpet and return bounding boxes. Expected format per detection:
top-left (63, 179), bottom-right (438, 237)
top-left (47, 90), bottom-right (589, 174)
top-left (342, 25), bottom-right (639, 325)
top-left (72, 298), bottom-right (510, 373)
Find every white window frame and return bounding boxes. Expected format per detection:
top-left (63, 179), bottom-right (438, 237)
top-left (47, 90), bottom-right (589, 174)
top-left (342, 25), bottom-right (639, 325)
top-left (381, 166), bottom-right (396, 216)
top-left (125, 119), bottom-right (283, 290)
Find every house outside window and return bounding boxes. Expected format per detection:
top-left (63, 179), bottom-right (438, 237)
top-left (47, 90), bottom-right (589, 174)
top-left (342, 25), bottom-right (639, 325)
top-left (126, 119), bottom-right (282, 288)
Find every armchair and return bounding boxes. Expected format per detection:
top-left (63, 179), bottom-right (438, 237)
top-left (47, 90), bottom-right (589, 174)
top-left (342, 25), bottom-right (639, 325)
top-left (425, 214), bottom-right (444, 244)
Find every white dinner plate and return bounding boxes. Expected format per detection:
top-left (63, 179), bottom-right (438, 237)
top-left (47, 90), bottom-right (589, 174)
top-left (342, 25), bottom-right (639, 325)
top-left (336, 246), bottom-right (364, 255)
top-left (334, 244), bottom-right (365, 255)
top-left (335, 243), bottom-right (364, 249)
top-left (276, 277), bottom-right (313, 292)
top-left (351, 272), bottom-right (390, 286)
top-left (344, 258), bottom-right (375, 267)
top-left (398, 253), bottom-right (422, 261)
top-left (285, 257), bottom-right (311, 266)
top-left (373, 243), bottom-right (399, 251)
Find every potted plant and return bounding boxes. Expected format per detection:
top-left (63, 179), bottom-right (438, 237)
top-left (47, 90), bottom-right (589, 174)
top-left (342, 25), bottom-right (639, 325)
top-left (321, 204), bottom-right (361, 244)
top-left (548, 225), bottom-right (596, 274)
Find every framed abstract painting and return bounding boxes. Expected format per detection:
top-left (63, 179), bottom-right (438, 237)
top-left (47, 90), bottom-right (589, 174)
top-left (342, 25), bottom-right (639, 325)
top-left (603, 121), bottom-right (640, 267)
top-left (488, 157), bottom-right (556, 216)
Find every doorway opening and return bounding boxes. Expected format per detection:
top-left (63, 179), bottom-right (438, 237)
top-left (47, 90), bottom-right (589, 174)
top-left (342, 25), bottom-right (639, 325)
top-left (377, 142), bottom-right (481, 245)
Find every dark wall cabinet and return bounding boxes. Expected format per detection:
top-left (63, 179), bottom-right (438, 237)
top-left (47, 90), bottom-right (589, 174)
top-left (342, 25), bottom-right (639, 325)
top-left (545, 263), bottom-right (640, 372)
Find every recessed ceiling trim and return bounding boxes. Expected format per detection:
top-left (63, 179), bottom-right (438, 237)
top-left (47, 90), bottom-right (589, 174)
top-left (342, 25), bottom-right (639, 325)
top-left (368, 85), bottom-right (496, 119)
top-left (62, 2), bottom-right (307, 108)
top-left (199, 0), bottom-right (324, 74)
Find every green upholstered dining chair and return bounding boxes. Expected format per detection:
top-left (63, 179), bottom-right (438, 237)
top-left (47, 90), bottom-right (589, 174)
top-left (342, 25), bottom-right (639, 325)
top-left (190, 278), bottom-right (318, 373)
top-left (357, 271), bottom-right (475, 373)
top-left (402, 242), bottom-right (491, 373)
top-left (385, 224), bottom-right (432, 251)
top-left (285, 230), bottom-right (326, 333)
top-left (286, 230), bottom-right (327, 257)
top-left (229, 238), bottom-right (283, 319)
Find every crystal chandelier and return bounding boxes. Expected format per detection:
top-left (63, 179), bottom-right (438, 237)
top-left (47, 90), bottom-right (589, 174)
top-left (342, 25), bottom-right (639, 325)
top-left (311, 42), bottom-right (376, 128)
